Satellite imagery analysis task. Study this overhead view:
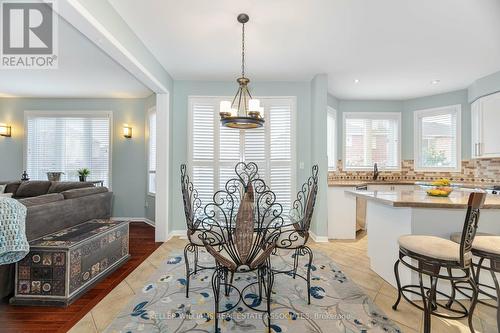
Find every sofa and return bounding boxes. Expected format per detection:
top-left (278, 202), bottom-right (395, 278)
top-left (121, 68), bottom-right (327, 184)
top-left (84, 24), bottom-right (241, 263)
top-left (0, 180), bottom-right (113, 300)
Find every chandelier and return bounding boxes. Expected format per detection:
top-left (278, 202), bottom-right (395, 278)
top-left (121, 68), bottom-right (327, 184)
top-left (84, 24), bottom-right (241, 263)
top-left (219, 13), bottom-right (264, 129)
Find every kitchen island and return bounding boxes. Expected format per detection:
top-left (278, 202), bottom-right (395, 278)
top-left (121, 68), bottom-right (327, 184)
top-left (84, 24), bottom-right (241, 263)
top-left (345, 188), bottom-right (500, 297)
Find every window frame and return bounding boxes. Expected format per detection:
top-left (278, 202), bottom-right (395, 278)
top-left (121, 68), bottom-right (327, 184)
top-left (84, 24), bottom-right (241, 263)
top-left (23, 110), bottom-right (113, 188)
top-left (187, 95), bottom-right (297, 207)
top-left (327, 106), bottom-right (337, 171)
top-left (342, 112), bottom-right (402, 171)
top-left (413, 104), bottom-right (462, 172)
top-left (147, 106), bottom-right (157, 196)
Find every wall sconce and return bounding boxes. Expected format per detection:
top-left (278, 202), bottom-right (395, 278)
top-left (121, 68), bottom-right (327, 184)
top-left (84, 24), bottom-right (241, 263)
top-left (123, 125), bottom-right (132, 139)
top-left (0, 124), bottom-right (11, 137)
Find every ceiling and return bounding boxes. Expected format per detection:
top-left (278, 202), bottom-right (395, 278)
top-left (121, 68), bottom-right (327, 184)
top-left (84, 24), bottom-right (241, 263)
top-left (0, 16), bottom-right (151, 98)
top-left (109, 0), bottom-right (500, 100)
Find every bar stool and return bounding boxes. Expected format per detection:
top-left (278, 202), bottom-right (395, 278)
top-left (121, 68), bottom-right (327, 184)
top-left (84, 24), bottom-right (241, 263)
top-left (449, 232), bottom-right (500, 332)
top-left (392, 192), bottom-right (487, 333)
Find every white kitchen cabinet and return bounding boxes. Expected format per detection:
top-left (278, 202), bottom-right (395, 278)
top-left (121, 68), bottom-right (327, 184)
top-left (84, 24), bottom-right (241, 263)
top-left (471, 99), bottom-right (481, 158)
top-left (471, 91), bottom-right (500, 158)
top-left (327, 186), bottom-right (357, 239)
top-left (327, 184), bottom-right (419, 240)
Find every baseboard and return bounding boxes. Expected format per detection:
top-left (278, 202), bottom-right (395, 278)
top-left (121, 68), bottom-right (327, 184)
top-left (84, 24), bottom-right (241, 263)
top-left (110, 219), bottom-right (185, 242)
top-left (167, 229), bottom-right (187, 241)
top-left (142, 218), bottom-right (155, 227)
top-left (309, 231), bottom-right (329, 243)
top-left (111, 217), bottom-right (155, 227)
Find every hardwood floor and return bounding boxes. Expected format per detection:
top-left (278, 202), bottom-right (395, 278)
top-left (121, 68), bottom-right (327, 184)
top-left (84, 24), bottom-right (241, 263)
top-left (0, 222), bottom-right (162, 333)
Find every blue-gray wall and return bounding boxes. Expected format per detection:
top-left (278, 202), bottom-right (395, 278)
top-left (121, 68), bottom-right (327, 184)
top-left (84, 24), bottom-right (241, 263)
top-left (0, 98), bottom-right (148, 218)
top-left (468, 70), bottom-right (500, 103)
top-left (310, 75), bottom-right (329, 237)
top-left (144, 93), bottom-right (156, 222)
top-left (327, 93), bottom-right (339, 109)
top-left (331, 89), bottom-right (470, 162)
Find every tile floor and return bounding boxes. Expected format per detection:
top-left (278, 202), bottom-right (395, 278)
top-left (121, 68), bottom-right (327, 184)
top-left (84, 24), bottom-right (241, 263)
top-left (69, 232), bottom-right (498, 333)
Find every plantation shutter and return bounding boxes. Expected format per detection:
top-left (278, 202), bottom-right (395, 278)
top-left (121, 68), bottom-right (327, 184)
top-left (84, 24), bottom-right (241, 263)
top-left (191, 99), bottom-right (216, 204)
top-left (243, 124), bottom-right (266, 181)
top-left (344, 113), bottom-right (400, 170)
top-left (26, 112), bottom-right (111, 186)
top-left (219, 122), bottom-right (241, 190)
top-left (189, 96), bottom-right (295, 212)
top-left (267, 99), bottom-right (293, 213)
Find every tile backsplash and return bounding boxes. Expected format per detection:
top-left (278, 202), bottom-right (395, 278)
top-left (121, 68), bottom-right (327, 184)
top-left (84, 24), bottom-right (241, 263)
top-left (328, 159), bottom-right (500, 184)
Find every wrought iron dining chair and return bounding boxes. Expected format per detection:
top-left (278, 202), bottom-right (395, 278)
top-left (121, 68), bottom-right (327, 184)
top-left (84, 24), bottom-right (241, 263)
top-left (273, 165), bottom-right (319, 304)
top-left (200, 162), bottom-right (284, 332)
top-left (392, 192), bottom-right (487, 333)
top-left (180, 164), bottom-right (224, 298)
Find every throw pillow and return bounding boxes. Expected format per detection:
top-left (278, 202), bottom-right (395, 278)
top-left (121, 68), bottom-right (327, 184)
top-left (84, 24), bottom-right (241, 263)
top-left (0, 184), bottom-right (6, 194)
top-left (0, 193), bottom-right (13, 198)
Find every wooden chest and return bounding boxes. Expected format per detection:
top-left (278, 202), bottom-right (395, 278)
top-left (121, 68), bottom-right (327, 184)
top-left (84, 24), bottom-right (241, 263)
top-left (11, 219), bottom-right (129, 306)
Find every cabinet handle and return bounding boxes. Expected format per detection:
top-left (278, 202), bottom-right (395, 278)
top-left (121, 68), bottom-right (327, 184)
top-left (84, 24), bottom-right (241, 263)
top-left (479, 143), bottom-right (482, 156)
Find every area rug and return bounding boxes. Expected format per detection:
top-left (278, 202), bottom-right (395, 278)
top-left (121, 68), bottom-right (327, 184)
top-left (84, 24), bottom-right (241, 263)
top-left (104, 249), bottom-right (401, 333)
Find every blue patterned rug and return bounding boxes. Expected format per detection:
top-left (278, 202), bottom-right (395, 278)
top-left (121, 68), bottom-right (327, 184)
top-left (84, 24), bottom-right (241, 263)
top-left (104, 249), bottom-right (401, 333)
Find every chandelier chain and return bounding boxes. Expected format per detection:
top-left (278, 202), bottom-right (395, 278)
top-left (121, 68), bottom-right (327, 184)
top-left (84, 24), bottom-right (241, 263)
top-left (241, 22), bottom-right (245, 77)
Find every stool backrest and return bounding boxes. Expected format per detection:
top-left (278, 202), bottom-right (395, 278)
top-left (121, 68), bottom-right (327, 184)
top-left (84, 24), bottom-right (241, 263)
top-left (459, 192), bottom-right (487, 266)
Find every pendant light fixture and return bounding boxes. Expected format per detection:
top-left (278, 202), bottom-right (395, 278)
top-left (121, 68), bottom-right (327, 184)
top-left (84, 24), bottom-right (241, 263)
top-left (219, 13), bottom-right (264, 129)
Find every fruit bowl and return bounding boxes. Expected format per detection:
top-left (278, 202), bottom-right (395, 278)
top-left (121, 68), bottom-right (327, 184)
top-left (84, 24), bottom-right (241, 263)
top-left (426, 187), bottom-right (453, 197)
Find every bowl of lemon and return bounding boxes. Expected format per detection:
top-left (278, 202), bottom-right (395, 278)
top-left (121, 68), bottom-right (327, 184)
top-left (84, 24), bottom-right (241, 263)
top-left (426, 178), bottom-right (453, 197)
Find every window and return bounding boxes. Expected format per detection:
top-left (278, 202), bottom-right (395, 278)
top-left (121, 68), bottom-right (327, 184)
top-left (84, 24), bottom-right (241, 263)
top-left (188, 96), bottom-right (296, 212)
top-left (343, 112), bottom-right (401, 170)
top-left (414, 105), bottom-right (461, 171)
top-left (327, 107), bottom-right (337, 170)
top-left (148, 107), bottom-right (157, 194)
top-left (25, 111), bottom-right (111, 186)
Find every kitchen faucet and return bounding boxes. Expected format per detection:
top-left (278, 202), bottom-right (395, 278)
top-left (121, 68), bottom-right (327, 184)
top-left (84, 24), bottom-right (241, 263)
top-left (373, 163), bottom-right (379, 181)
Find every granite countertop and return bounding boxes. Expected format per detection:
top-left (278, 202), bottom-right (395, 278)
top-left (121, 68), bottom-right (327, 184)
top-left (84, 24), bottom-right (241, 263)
top-left (328, 180), bottom-right (500, 189)
top-left (345, 189), bottom-right (500, 209)
top-left (328, 180), bottom-right (415, 187)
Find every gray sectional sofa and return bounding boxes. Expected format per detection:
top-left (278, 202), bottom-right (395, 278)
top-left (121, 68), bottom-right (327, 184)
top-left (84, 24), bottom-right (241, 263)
top-left (0, 180), bottom-right (113, 299)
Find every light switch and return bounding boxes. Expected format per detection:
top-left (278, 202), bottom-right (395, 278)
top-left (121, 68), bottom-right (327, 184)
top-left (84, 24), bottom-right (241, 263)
top-left (299, 162), bottom-right (304, 169)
